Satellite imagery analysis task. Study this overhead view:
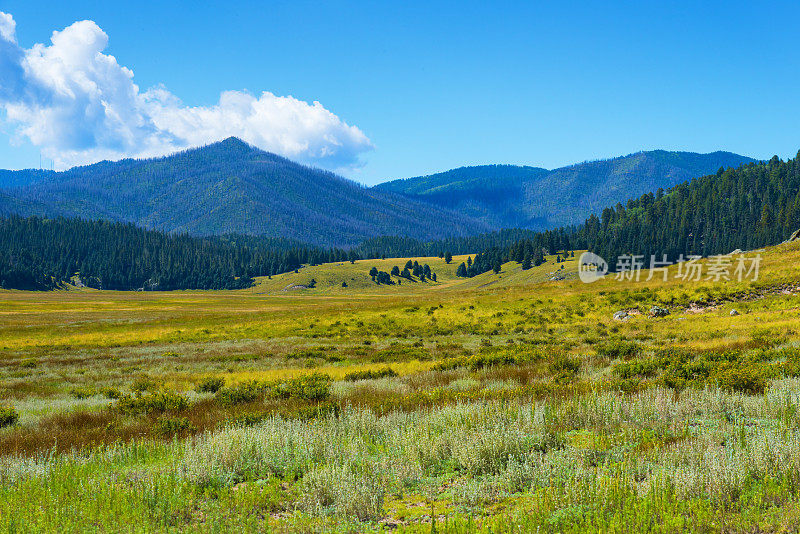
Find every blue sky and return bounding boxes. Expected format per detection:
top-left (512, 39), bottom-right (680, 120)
top-left (0, 1), bottom-right (798, 185)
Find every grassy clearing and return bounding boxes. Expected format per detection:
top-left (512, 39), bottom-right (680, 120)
top-left (3, 242), bottom-right (800, 530)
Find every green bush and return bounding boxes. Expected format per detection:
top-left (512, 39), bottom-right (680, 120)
top-left (549, 355), bottom-right (581, 383)
top-left (118, 391), bottom-right (189, 415)
top-left (215, 380), bottom-right (267, 406)
top-left (713, 363), bottom-right (769, 394)
top-left (69, 386), bottom-right (95, 399)
top-left (596, 339), bottom-right (640, 359)
top-left (130, 377), bottom-right (158, 394)
top-left (231, 411), bottom-right (270, 427)
top-left (295, 400), bottom-right (340, 420)
top-left (196, 376), bottom-right (225, 393)
top-left (275, 373), bottom-right (332, 401)
top-left (614, 358), bottom-right (662, 379)
top-left (431, 351), bottom-right (520, 372)
top-left (343, 367), bottom-right (398, 381)
top-left (153, 416), bottom-right (195, 437)
top-left (0, 405), bottom-right (19, 428)
top-left (370, 346), bottom-right (432, 362)
top-left (100, 387), bottom-right (122, 399)
top-left (431, 356), bottom-right (468, 371)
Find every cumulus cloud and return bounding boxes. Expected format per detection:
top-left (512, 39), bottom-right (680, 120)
top-left (0, 13), bottom-right (372, 170)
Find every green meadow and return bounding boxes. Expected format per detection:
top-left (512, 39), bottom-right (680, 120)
top-left (3, 244), bottom-right (800, 531)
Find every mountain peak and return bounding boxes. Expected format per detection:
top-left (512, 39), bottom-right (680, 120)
top-left (209, 137), bottom-right (254, 151)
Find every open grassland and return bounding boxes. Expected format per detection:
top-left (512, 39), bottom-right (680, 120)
top-left (2, 243), bottom-right (800, 531)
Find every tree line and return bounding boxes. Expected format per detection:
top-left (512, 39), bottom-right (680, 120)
top-left (0, 217), bottom-right (355, 290)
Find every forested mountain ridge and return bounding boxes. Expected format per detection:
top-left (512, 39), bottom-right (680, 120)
top-left (376, 165), bottom-right (550, 228)
top-left (461, 152), bottom-right (800, 278)
top-left (0, 216), bottom-right (356, 290)
top-left (0, 138), bottom-right (490, 247)
top-left (0, 169), bottom-right (56, 189)
top-left (376, 150), bottom-right (755, 230)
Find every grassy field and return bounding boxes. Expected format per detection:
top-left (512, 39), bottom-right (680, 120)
top-left (3, 244), bottom-right (800, 531)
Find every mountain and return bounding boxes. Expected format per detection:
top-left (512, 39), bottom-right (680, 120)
top-left (0, 138), bottom-right (490, 247)
top-left (376, 150), bottom-right (756, 230)
top-left (0, 169), bottom-right (56, 189)
top-left (461, 151), bottom-right (800, 279)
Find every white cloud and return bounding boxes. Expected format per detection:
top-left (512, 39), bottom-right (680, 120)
top-left (0, 12), bottom-right (15, 43)
top-left (0, 13), bottom-right (372, 171)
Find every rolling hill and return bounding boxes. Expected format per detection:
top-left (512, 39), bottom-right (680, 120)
top-left (376, 150), bottom-right (756, 230)
top-left (0, 138), bottom-right (490, 247)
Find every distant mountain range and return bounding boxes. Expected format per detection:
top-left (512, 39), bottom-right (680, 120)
top-left (0, 139), bottom-right (755, 246)
top-left (376, 151), bottom-right (756, 230)
top-left (0, 138), bottom-right (489, 247)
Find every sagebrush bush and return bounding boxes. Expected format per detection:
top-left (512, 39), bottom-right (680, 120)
top-left (299, 462), bottom-right (386, 521)
top-left (0, 406), bottom-right (19, 428)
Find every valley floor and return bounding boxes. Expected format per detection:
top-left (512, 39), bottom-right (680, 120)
top-left (2, 243), bottom-right (800, 531)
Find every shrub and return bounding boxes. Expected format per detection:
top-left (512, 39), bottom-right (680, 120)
top-left (299, 463), bottom-right (385, 521)
top-left (432, 356), bottom-right (469, 371)
top-left (118, 391), bottom-right (189, 415)
top-left (343, 367), bottom-right (398, 381)
top-left (153, 416), bottom-right (196, 437)
top-left (231, 411), bottom-right (270, 427)
top-left (432, 351), bottom-right (519, 372)
top-left (549, 355), bottom-right (581, 383)
top-left (370, 346), bottom-right (431, 362)
top-left (296, 401), bottom-right (340, 420)
top-left (596, 339), bottom-right (640, 359)
top-left (69, 386), bottom-right (95, 399)
top-left (100, 387), bottom-right (122, 399)
top-left (469, 352), bottom-right (516, 371)
top-left (130, 377), bottom-right (158, 394)
top-left (0, 405), bottom-right (19, 428)
top-left (215, 380), bottom-right (267, 406)
top-left (613, 358), bottom-right (661, 379)
top-left (196, 376), bottom-right (225, 394)
top-left (713, 363), bottom-right (769, 394)
top-left (275, 373), bottom-right (332, 401)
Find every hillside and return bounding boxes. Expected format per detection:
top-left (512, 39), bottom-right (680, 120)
top-left (0, 138), bottom-right (489, 247)
top-left (376, 150), bottom-right (755, 229)
top-left (249, 251), bottom-right (579, 294)
top-left (0, 169), bottom-right (56, 189)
